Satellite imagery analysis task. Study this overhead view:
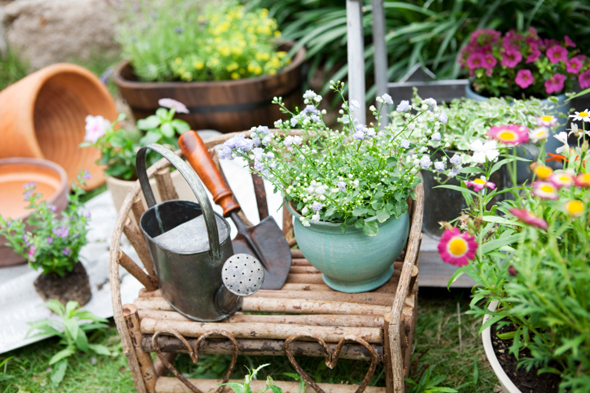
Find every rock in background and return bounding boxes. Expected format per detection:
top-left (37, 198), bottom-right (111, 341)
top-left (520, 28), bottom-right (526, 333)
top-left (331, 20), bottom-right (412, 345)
top-left (2, 0), bottom-right (120, 70)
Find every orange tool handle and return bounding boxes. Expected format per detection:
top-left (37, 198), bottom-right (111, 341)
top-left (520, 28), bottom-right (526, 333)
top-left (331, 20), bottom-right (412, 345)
top-left (178, 131), bottom-right (240, 217)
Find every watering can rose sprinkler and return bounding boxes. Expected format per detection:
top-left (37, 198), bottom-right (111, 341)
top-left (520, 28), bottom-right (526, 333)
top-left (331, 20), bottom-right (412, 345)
top-left (136, 144), bottom-right (264, 322)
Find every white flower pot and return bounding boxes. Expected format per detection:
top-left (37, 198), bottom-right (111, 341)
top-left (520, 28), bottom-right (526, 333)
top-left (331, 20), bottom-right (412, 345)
top-left (482, 300), bottom-right (522, 393)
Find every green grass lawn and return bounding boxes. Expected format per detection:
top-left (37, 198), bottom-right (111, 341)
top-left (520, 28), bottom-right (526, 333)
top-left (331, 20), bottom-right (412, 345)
top-left (0, 287), bottom-right (498, 393)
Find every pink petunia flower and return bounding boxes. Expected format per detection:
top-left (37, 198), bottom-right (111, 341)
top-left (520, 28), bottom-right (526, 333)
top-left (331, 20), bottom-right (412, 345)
top-left (545, 74), bottom-right (565, 94)
top-left (488, 124), bottom-right (530, 145)
top-left (158, 98), bottom-right (189, 114)
top-left (84, 115), bottom-right (109, 143)
top-left (545, 38), bottom-right (560, 49)
top-left (438, 228), bottom-right (478, 267)
top-left (564, 35), bottom-right (576, 48)
top-left (466, 176), bottom-right (496, 192)
top-left (549, 172), bottom-right (575, 188)
top-left (579, 70), bottom-right (590, 90)
top-left (526, 46), bottom-right (541, 63)
top-left (509, 208), bottom-right (548, 229)
top-left (566, 58), bottom-right (582, 74)
top-left (501, 49), bottom-right (522, 68)
top-left (532, 181), bottom-right (559, 199)
top-left (466, 54), bottom-right (486, 70)
top-left (27, 246), bottom-right (36, 262)
top-left (482, 54), bottom-right (497, 69)
top-left (547, 45), bottom-right (568, 63)
top-left (515, 69), bottom-right (534, 89)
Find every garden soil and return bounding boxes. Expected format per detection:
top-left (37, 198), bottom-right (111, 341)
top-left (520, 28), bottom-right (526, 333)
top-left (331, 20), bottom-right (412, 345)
top-left (491, 323), bottom-right (561, 393)
top-left (33, 262), bottom-right (91, 307)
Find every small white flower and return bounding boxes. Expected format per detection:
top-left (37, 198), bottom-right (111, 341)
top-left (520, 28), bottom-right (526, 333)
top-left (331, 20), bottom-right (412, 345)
top-left (470, 140), bottom-right (500, 164)
top-left (568, 123), bottom-right (583, 138)
top-left (530, 127), bottom-right (550, 143)
top-left (381, 93), bottom-right (393, 105)
top-left (353, 179), bottom-right (359, 188)
top-left (570, 109), bottom-right (590, 122)
top-left (311, 213), bottom-right (320, 223)
top-left (315, 185), bottom-right (326, 195)
top-left (307, 186), bottom-right (315, 194)
top-left (320, 195), bottom-right (326, 201)
top-left (554, 131), bottom-right (569, 153)
top-left (302, 206), bottom-right (309, 215)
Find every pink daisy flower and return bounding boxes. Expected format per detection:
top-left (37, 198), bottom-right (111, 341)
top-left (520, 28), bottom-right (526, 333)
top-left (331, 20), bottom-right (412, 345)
top-left (509, 208), bottom-right (548, 229)
top-left (545, 74), bottom-right (565, 94)
top-left (566, 57), bottom-right (583, 74)
top-left (579, 70), bottom-right (590, 90)
top-left (466, 54), bottom-right (486, 70)
top-left (488, 124), bottom-right (530, 145)
top-left (564, 200), bottom-right (584, 218)
top-left (501, 49), bottom-right (522, 68)
top-left (575, 173), bottom-right (590, 188)
top-left (532, 181), bottom-right (559, 199)
top-left (515, 69), bottom-right (534, 89)
top-left (466, 176), bottom-right (496, 192)
top-left (547, 45), bottom-right (568, 63)
top-left (158, 98), bottom-right (189, 114)
top-left (564, 36), bottom-right (576, 48)
top-left (549, 172), bottom-right (575, 188)
top-left (536, 115), bottom-right (558, 127)
top-left (437, 228), bottom-right (478, 267)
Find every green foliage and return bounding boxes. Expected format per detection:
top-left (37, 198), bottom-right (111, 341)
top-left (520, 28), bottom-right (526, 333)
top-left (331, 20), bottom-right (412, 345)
top-left (0, 171), bottom-right (90, 276)
top-left (115, 0), bottom-right (289, 82)
top-left (80, 104), bottom-right (189, 180)
top-left (406, 365), bottom-right (458, 393)
top-left (247, 0), bottom-right (590, 99)
top-left (25, 300), bottom-right (110, 386)
top-left (0, 48), bottom-right (28, 90)
top-left (220, 364), bottom-right (282, 393)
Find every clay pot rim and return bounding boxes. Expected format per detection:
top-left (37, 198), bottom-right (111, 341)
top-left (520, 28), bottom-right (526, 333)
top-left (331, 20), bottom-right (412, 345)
top-left (14, 63), bottom-right (115, 159)
top-left (0, 157), bottom-right (68, 221)
top-left (113, 42), bottom-right (306, 89)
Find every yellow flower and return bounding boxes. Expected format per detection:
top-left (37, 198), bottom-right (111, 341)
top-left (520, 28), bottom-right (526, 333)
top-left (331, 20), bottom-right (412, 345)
top-left (220, 47), bottom-right (230, 56)
top-left (193, 61), bottom-right (204, 70)
top-left (274, 30), bottom-right (281, 38)
top-left (182, 72), bottom-right (193, 81)
top-left (227, 63), bottom-right (238, 72)
top-left (175, 57), bottom-right (182, 64)
top-left (277, 51), bottom-right (287, 59)
top-left (268, 69), bottom-right (276, 75)
top-left (534, 165), bottom-right (553, 180)
top-left (231, 47), bottom-right (243, 56)
top-left (231, 72), bottom-right (240, 80)
top-left (564, 200), bottom-right (584, 217)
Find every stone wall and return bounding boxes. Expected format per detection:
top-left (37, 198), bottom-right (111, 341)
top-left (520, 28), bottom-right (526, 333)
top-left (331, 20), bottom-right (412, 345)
top-left (1, 0), bottom-right (120, 70)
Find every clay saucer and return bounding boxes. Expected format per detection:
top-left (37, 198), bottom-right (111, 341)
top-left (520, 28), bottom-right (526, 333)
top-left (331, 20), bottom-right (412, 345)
top-left (0, 158), bottom-right (68, 267)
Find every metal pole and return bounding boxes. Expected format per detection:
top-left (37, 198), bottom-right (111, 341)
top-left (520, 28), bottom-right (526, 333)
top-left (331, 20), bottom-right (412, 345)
top-left (346, 0), bottom-right (366, 125)
top-left (371, 0), bottom-right (389, 128)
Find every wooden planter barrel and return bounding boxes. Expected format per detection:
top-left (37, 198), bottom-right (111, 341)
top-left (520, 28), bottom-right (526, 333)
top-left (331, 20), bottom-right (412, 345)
top-left (113, 45), bottom-right (306, 133)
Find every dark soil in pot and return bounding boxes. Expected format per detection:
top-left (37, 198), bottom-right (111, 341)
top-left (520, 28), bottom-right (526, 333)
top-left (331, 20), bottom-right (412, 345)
top-left (33, 262), bottom-right (92, 307)
top-left (491, 323), bottom-right (561, 393)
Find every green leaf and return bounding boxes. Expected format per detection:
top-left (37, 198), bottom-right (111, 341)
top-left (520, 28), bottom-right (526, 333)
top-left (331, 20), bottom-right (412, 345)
top-left (137, 115), bottom-right (161, 130)
top-left (480, 315), bottom-right (505, 334)
top-left (363, 221), bottom-right (379, 236)
top-left (155, 108), bottom-right (168, 118)
top-left (45, 299), bottom-right (65, 318)
top-left (160, 122), bottom-right (174, 138)
top-left (172, 119), bottom-right (190, 134)
top-left (74, 329), bottom-right (89, 352)
top-left (376, 209), bottom-right (390, 223)
top-left (496, 331), bottom-right (516, 340)
top-left (140, 130), bottom-right (162, 146)
top-left (352, 206), bottom-right (368, 217)
top-left (269, 386), bottom-right (282, 393)
top-left (49, 347), bottom-right (75, 365)
top-left (218, 382), bottom-right (247, 393)
top-left (88, 344), bottom-right (111, 356)
top-left (65, 301), bottom-right (79, 318)
top-left (50, 359), bottom-right (68, 386)
top-left (64, 319), bottom-right (80, 342)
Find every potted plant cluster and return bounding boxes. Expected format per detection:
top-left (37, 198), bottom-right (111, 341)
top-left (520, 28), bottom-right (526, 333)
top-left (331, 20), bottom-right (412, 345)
top-left (0, 171), bottom-right (93, 306)
top-left (459, 28), bottom-right (588, 158)
top-left (217, 81), bottom-right (455, 292)
top-left (81, 99), bottom-right (192, 212)
top-left (112, 0), bottom-right (306, 133)
top-left (437, 114), bottom-right (589, 392)
top-left (390, 91), bottom-right (552, 237)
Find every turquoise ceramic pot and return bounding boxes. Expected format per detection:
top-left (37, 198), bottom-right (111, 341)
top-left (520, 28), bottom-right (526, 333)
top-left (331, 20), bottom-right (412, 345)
top-left (288, 203), bottom-right (410, 293)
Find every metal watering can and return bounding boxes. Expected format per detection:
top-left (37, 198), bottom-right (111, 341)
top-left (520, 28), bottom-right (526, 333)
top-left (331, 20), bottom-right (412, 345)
top-left (136, 144), bottom-right (264, 322)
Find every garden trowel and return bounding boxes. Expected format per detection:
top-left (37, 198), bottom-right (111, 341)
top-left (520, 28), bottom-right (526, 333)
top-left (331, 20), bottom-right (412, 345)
top-left (178, 130), bottom-right (291, 290)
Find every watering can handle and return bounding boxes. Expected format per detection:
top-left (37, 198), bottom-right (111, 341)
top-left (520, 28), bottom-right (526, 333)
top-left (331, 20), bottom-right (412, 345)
top-left (136, 144), bottom-right (221, 260)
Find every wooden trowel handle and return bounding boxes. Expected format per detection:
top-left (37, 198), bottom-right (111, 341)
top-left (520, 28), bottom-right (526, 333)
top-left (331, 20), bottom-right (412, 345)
top-left (178, 130), bottom-right (240, 217)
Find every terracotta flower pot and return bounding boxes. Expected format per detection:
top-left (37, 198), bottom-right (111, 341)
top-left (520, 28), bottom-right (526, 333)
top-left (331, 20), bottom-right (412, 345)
top-left (0, 158), bottom-right (69, 267)
top-left (0, 63), bottom-right (118, 190)
top-left (113, 43), bottom-right (306, 133)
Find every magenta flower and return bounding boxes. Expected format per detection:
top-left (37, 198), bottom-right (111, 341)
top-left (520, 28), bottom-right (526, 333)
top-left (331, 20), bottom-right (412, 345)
top-left (532, 181), bottom-right (559, 199)
top-left (526, 46), bottom-right (541, 63)
top-left (466, 176), bottom-right (496, 192)
top-left (564, 35), bottom-right (576, 48)
top-left (549, 172), bottom-right (575, 189)
top-left (84, 115), bottom-right (109, 143)
top-left (488, 124), bottom-right (530, 146)
top-left (579, 70), bottom-right (590, 89)
top-left (501, 49), bottom-right (522, 68)
top-left (27, 246), bottom-right (36, 262)
top-left (515, 69), bottom-right (534, 89)
top-left (158, 98), bottom-right (189, 114)
top-left (547, 45), bottom-right (568, 63)
top-left (545, 38), bottom-right (560, 48)
top-left (437, 228), bottom-right (478, 267)
top-left (466, 54), bottom-right (485, 70)
top-left (545, 74), bottom-right (565, 94)
top-left (482, 54), bottom-right (497, 70)
top-left (566, 58), bottom-right (583, 74)
top-left (509, 208), bottom-right (548, 229)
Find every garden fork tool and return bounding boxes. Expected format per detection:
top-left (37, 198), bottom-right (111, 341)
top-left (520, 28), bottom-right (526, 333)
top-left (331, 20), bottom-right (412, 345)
top-left (179, 130), bottom-right (292, 290)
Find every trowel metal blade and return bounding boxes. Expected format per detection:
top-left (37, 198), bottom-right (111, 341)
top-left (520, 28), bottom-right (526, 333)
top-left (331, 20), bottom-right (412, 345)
top-left (231, 216), bottom-right (291, 290)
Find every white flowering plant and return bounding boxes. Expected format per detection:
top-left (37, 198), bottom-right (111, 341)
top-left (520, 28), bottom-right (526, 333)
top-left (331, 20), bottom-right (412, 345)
top-left (390, 91), bottom-right (556, 179)
top-left (219, 81), bottom-right (446, 235)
